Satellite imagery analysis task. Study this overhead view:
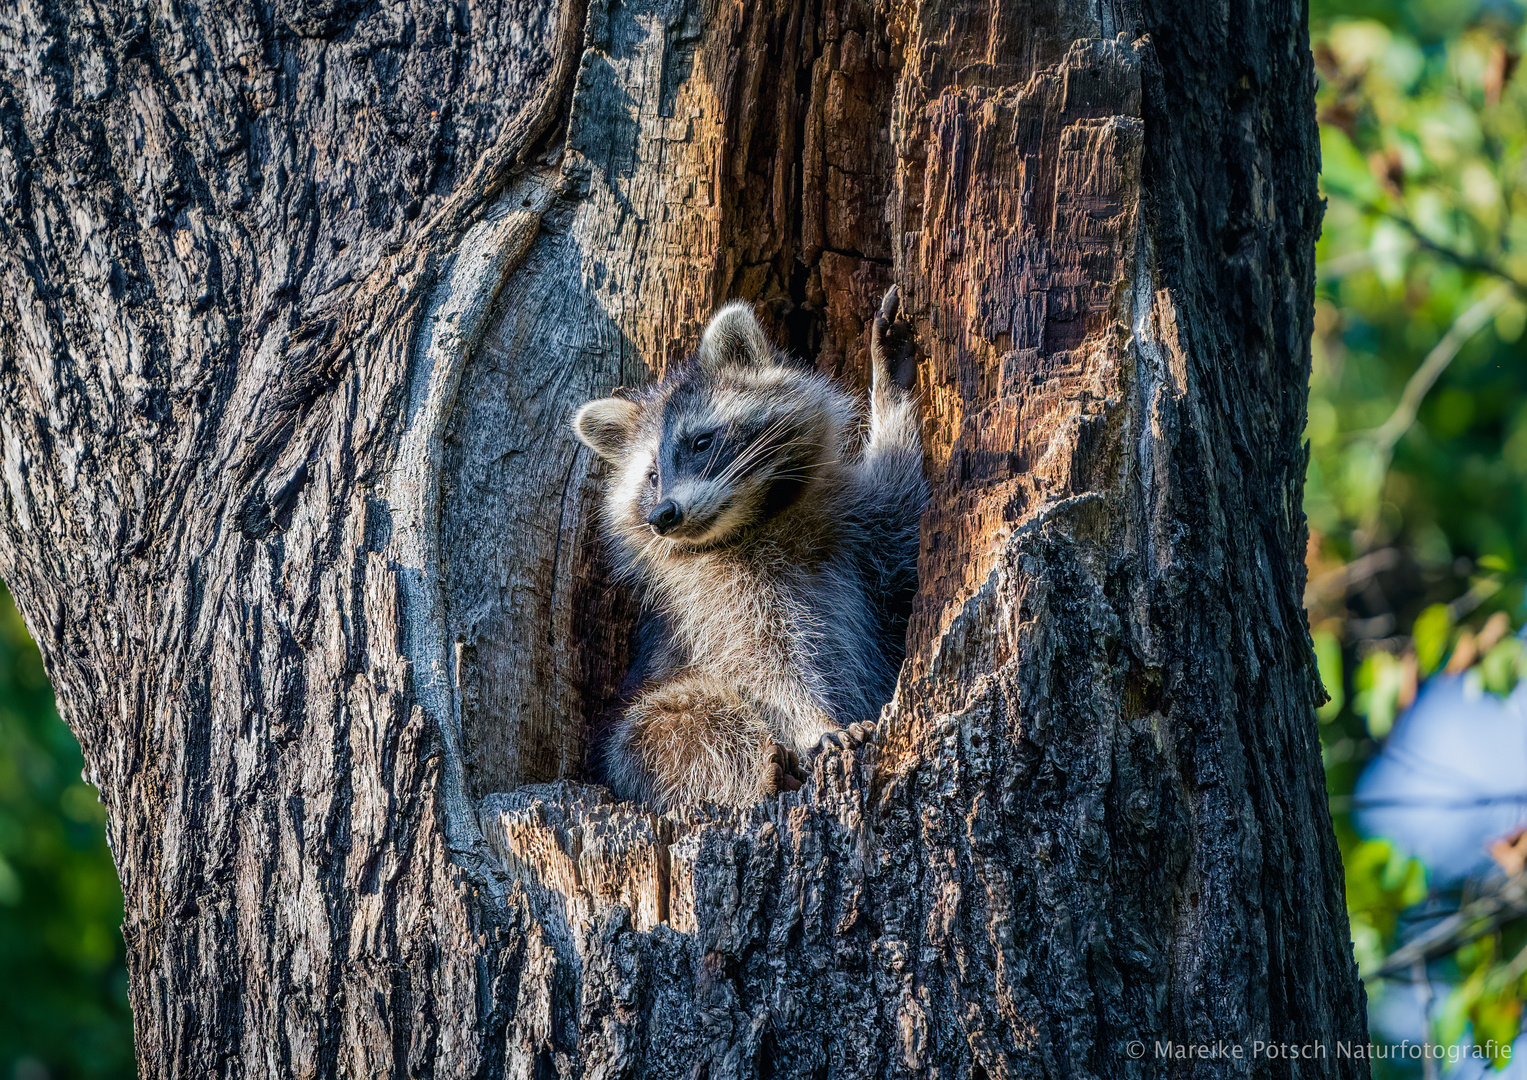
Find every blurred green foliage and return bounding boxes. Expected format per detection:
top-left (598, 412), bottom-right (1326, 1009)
top-left (0, 583), bottom-right (133, 1079)
top-left (1346, 837), bottom-right (1431, 974)
top-left (1311, 0), bottom-right (1527, 1068)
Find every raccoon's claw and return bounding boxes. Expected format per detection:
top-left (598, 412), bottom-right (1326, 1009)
top-left (872, 285), bottom-right (917, 391)
top-left (765, 742), bottom-right (805, 794)
top-left (818, 722), bottom-right (877, 754)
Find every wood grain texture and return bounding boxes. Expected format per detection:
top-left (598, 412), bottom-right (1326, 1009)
top-left (0, 0), bottom-right (1364, 1075)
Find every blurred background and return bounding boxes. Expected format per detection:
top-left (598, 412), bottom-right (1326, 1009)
top-left (4, 1), bottom-right (1527, 1076)
top-left (0, 586), bottom-right (132, 1078)
top-left (1311, 0), bottom-right (1527, 1075)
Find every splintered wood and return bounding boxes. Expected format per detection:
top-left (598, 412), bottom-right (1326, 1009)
top-left (897, 41), bottom-right (1145, 675)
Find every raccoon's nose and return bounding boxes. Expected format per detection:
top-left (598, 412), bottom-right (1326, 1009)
top-left (648, 500), bottom-right (682, 534)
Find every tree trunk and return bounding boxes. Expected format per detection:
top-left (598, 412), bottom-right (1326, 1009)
top-left (0, 0), bottom-right (1365, 1075)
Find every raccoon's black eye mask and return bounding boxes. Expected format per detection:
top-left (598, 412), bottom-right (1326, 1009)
top-left (671, 430), bottom-right (723, 475)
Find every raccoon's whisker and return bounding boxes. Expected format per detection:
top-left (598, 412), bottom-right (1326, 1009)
top-left (611, 523), bottom-right (668, 582)
top-left (699, 418), bottom-right (779, 484)
top-left (635, 531), bottom-right (670, 567)
top-left (714, 417), bottom-right (802, 479)
top-left (709, 436), bottom-right (819, 492)
top-left (746, 458), bottom-right (823, 484)
top-left (755, 455), bottom-right (821, 476)
top-left (705, 415), bottom-right (796, 485)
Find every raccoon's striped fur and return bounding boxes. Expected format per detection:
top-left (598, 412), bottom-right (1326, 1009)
top-left (572, 286), bottom-right (926, 811)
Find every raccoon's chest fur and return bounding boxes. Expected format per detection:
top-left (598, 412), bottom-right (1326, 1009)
top-left (649, 518), bottom-right (890, 727)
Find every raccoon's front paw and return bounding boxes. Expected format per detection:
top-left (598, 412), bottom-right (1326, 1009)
top-left (872, 285), bottom-right (917, 391)
top-left (818, 722), bottom-right (877, 753)
top-left (764, 742), bottom-right (805, 794)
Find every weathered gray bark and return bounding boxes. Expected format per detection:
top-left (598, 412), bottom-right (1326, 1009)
top-left (0, 0), bottom-right (1365, 1076)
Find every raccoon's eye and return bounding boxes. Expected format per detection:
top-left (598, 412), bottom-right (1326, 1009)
top-left (692, 433), bottom-right (714, 453)
top-left (647, 470), bottom-right (659, 487)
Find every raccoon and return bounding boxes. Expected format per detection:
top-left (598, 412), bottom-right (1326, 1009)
top-left (572, 286), bottom-right (926, 811)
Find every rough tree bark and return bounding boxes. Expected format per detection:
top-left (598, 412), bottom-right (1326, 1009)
top-left (0, 0), bottom-right (1365, 1075)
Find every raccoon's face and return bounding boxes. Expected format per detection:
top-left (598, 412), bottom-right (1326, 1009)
top-left (573, 302), bottom-right (852, 551)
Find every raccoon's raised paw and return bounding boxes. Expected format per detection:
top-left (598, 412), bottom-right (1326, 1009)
top-left (872, 285), bottom-right (917, 391)
top-left (818, 722), bottom-right (877, 754)
top-left (765, 742), bottom-right (805, 794)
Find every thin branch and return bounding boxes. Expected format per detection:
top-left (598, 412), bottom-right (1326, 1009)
top-left (1370, 874), bottom-right (1527, 980)
top-left (1368, 284), bottom-right (1513, 455)
top-left (1389, 215), bottom-right (1527, 297)
top-left (1335, 792), bottom-right (1527, 811)
top-left (1448, 576), bottom-right (1505, 621)
top-left (1350, 284), bottom-right (1513, 549)
top-left (1317, 248), bottom-right (1373, 279)
top-left (1415, 961), bottom-right (1438, 1080)
top-left (1322, 179), bottom-right (1527, 298)
top-left (1485, 938), bottom-right (1527, 996)
top-left (1304, 546), bottom-right (1402, 607)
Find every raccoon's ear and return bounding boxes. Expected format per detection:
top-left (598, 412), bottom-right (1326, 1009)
top-left (699, 301), bottom-right (775, 370)
top-left (573, 398), bottom-right (642, 461)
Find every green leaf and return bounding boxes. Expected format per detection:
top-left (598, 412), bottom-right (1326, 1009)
top-left (1355, 650), bottom-right (1406, 737)
top-left (1413, 603), bottom-right (1454, 674)
top-left (1479, 637), bottom-right (1525, 696)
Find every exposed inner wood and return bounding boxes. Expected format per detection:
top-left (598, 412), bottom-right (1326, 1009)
top-left (445, 0), bottom-right (902, 797)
